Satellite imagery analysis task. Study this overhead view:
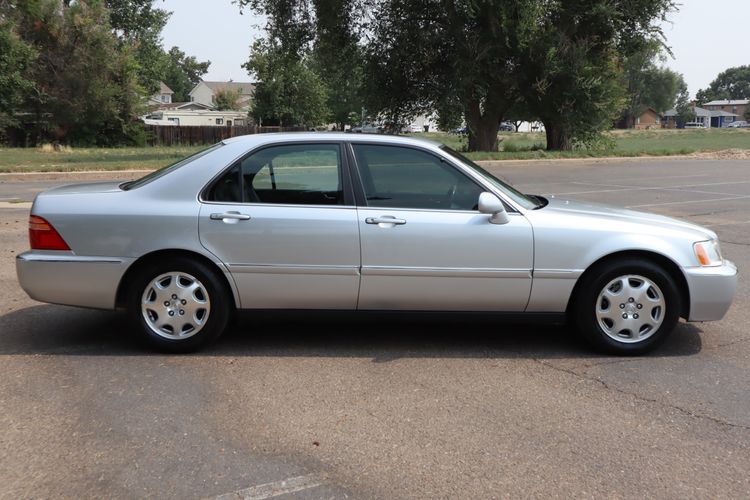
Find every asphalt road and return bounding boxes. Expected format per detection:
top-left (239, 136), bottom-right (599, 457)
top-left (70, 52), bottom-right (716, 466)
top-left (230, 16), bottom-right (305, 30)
top-left (1, 159), bottom-right (748, 499)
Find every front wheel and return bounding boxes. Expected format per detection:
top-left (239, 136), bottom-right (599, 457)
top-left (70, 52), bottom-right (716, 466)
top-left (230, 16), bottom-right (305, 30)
top-left (128, 257), bottom-right (231, 352)
top-left (572, 259), bottom-right (681, 355)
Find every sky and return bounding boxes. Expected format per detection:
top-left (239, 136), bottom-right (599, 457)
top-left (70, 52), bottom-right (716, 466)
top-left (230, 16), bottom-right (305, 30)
top-left (160, 0), bottom-right (749, 97)
top-left (160, 0), bottom-right (264, 83)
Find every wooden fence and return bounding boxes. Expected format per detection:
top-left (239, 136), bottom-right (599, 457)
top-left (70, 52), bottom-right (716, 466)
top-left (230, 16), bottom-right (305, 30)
top-left (145, 125), bottom-right (307, 146)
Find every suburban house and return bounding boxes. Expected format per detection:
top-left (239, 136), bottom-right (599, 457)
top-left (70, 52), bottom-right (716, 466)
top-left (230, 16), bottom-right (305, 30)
top-left (143, 80), bottom-right (252, 127)
top-left (702, 99), bottom-right (749, 126)
top-left (189, 80), bottom-right (255, 111)
top-left (634, 108), bottom-right (661, 129)
top-left (616, 107), bottom-right (662, 129)
top-left (149, 82), bottom-right (174, 105)
top-left (662, 102), bottom-right (739, 128)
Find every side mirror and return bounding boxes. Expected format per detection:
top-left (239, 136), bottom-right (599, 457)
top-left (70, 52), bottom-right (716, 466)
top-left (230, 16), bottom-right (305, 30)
top-left (478, 192), bottom-right (509, 225)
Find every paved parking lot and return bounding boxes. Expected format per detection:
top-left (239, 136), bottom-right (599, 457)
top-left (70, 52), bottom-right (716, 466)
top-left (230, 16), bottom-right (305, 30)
top-left (0, 159), bottom-right (748, 498)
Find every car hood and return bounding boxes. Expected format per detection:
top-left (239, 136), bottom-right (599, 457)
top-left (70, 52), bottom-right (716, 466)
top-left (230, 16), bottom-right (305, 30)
top-left (540, 196), bottom-right (717, 240)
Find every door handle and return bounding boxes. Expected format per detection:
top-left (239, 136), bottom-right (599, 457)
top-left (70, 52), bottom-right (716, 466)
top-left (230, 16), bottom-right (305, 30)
top-left (365, 216), bottom-right (406, 226)
top-left (210, 211), bottom-right (251, 222)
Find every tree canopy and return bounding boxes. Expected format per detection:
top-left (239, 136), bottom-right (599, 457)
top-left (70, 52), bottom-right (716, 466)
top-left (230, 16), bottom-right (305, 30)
top-left (0, 0), bottom-right (210, 145)
top-left (241, 0), bottom-right (677, 151)
top-left (696, 65), bottom-right (750, 104)
top-left (243, 39), bottom-right (328, 127)
top-left (619, 41), bottom-right (685, 127)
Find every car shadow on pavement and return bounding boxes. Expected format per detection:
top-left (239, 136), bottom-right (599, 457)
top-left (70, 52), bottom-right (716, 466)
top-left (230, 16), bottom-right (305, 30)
top-left (0, 304), bottom-right (703, 360)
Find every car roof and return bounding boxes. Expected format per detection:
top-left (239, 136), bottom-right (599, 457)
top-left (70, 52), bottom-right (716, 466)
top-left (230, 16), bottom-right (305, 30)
top-left (221, 132), bottom-right (444, 148)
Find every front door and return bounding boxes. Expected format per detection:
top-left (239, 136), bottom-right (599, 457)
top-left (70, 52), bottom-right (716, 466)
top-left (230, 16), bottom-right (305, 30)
top-left (351, 143), bottom-right (534, 311)
top-left (199, 142), bottom-right (360, 309)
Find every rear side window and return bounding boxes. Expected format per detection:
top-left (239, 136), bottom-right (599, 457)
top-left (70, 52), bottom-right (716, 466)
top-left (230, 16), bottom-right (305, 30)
top-left (206, 144), bottom-right (344, 205)
top-left (122, 143), bottom-right (223, 191)
top-left (351, 144), bottom-right (483, 210)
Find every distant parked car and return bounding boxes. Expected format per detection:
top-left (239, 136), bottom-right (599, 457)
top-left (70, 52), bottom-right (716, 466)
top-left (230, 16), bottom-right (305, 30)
top-left (402, 123), bottom-right (423, 133)
top-left (350, 123), bottom-right (382, 134)
top-left (499, 122), bottom-right (515, 132)
top-left (726, 121), bottom-right (748, 128)
top-left (684, 122), bottom-right (705, 129)
top-left (450, 126), bottom-right (467, 135)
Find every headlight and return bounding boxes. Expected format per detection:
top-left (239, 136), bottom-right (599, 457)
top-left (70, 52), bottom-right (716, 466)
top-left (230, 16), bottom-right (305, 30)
top-left (693, 240), bottom-right (723, 267)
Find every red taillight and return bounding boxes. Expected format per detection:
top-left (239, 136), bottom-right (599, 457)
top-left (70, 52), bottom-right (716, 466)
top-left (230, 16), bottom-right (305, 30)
top-left (29, 215), bottom-right (70, 250)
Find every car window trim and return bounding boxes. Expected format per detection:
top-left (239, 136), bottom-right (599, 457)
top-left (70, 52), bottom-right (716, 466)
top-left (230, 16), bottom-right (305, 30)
top-left (346, 141), bottom-right (519, 213)
top-left (199, 140), bottom-right (356, 207)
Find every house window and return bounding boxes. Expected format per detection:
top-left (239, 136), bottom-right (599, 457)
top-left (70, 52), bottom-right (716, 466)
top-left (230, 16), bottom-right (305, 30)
top-left (216, 118), bottom-right (224, 125)
top-left (161, 95), bottom-right (167, 102)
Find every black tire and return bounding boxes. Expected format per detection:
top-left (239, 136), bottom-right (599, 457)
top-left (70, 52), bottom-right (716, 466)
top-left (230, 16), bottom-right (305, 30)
top-left (571, 258), bottom-right (681, 355)
top-left (127, 257), bottom-right (231, 353)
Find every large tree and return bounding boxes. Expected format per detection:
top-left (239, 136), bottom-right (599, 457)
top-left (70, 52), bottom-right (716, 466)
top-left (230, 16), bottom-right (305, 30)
top-left (518, 0), bottom-right (675, 150)
top-left (104, 0), bottom-right (172, 94)
top-left (239, 0), bottom-right (362, 130)
top-left (105, 1), bottom-right (209, 99)
top-left (363, 0), bottom-right (534, 151)
top-left (238, 0), bottom-right (675, 151)
top-left (161, 46), bottom-right (210, 102)
top-left (619, 41), bottom-right (684, 127)
top-left (14, 0), bottom-right (143, 144)
top-left (0, 7), bottom-right (36, 131)
top-left (696, 65), bottom-right (750, 104)
top-left (310, 0), bottom-right (363, 130)
top-left (244, 39), bottom-right (328, 127)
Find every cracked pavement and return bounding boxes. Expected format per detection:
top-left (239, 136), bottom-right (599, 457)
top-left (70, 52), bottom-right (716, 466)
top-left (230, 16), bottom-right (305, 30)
top-left (0, 158), bottom-right (748, 498)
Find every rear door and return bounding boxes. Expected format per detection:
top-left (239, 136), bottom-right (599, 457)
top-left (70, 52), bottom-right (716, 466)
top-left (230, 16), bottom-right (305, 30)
top-left (199, 142), bottom-right (360, 309)
top-left (350, 143), bottom-right (534, 311)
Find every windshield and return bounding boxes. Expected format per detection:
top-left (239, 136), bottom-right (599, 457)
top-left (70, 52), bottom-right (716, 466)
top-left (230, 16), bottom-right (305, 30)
top-left (120, 143), bottom-right (224, 190)
top-left (439, 146), bottom-right (541, 209)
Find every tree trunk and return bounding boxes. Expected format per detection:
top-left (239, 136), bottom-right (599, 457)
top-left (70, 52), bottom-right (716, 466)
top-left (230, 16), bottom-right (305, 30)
top-left (467, 119), bottom-right (500, 151)
top-left (544, 122), bottom-right (573, 151)
top-left (465, 101), bottom-right (501, 152)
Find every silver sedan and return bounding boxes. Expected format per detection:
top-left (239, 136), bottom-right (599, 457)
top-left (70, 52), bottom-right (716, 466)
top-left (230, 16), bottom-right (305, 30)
top-left (16, 133), bottom-right (738, 353)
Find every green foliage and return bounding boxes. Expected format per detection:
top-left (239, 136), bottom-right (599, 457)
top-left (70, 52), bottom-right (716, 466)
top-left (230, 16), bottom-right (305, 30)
top-left (11, 0), bottom-right (145, 145)
top-left (620, 41), bottom-right (684, 126)
top-left (0, 13), bottom-right (36, 130)
top-left (674, 83), bottom-right (695, 125)
top-left (213, 88), bottom-right (243, 111)
top-left (518, 0), bottom-right (676, 150)
top-left (244, 40), bottom-right (328, 127)
top-left (161, 46), bottom-right (210, 102)
top-left (239, 0), bottom-right (363, 129)
top-left (363, 0), bottom-right (536, 151)
top-left (310, 0), bottom-right (363, 129)
top-left (105, 0), bottom-right (171, 94)
top-left (696, 65), bottom-right (750, 103)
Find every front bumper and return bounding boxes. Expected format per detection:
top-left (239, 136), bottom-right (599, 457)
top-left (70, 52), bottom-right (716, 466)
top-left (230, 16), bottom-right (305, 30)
top-left (16, 251), bottom-right (134, 310)
top-left (684, 260), bottom-right (738, 321)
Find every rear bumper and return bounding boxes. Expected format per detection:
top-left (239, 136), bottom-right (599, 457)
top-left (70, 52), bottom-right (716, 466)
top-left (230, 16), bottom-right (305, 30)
top-left (16, 251), bottom-right (134, 310)
top-left (684, 260), bottom-right (738, 321)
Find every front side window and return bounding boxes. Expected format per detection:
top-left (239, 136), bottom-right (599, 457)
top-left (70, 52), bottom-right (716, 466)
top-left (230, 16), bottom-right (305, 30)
top-left (206, 143), bottom-right (344, 205)
top-left (351, 144), bottom-right (483, 210)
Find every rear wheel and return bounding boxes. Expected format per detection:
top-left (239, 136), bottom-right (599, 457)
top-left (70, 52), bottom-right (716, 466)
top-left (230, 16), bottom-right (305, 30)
top-left (573, 259), bottom-right (681, 355)
top-left (128, 257), bottom-right (230, 352)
